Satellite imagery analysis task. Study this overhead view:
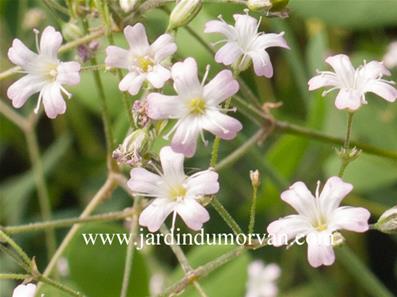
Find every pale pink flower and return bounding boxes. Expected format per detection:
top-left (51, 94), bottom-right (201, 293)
top-left (204, 13), bottom-right (289, 77)
top-left (308, 54), bottom-right (397, 111)
top-left (127, 146), bottom-right (219, 232)
top-left (12, 283), bottom-right (36, 297)
top-left (147, 57), bottom-right (242, 157)
top-left (105, 23), bottom-right (177, 95)
top-left (7, 26), bottom-right (80, 119)
top-left (383, 41), bottom-right (397, 69)
top-left (245, 260), bottom-right (280, 297)
top-left (267, 176), bottom-right (370, 268)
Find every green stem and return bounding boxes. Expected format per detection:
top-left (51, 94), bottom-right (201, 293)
top-left (338, 112), bottom-right (355, 177)
top-left (210, 199), bottom-right (243, 235)
top-left (0, 273), bottom-right (30, 280)
top-left (337, 246), bottom-right (394, 297)
top-left (248, 185), bottom-right (258, 234)
top-left (2, 209), bottom-right (135, 234)
top-left (0, 244), bottom-right (31, 271)
top-left (344, 112), bottom-right (354, 149)
top-left (39, 275), bottom-right (86, 297)
top-left (0, 230), bottom-right (31, 268)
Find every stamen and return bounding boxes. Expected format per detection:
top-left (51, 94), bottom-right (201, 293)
top-left (33, 28), bottom-right (40, 53)
top-left (201, 65), bottom-right (211, 86)
top-left (200, 130), bottom-right (208, 146)
top-left (60, 85), bottom-right (72, 99)
top-left (171, 211), bottom-right (177, 232)
top-left (315, 181), bottom-right (321, 199)
top-left (34, 92), bottom-right (43, 114)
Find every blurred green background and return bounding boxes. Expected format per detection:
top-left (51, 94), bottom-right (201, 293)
top-left (1, 0), bottom-right (397, 296)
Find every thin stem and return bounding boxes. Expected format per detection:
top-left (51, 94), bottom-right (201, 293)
top-left (120, 198), bottom-right (141, 297)
top-left (210, 199), bottom-right (243, 236)
top-left (2, 209), bottom-right (135, 234)
top-left (0, 273), bottom-right (30, 280)
top-left (338, 112), bottom-right (355, 177)
top-left (0, 99), bottom-right (28, 130)
top-left (336, 246), bottom-right (394, 297)
top-left (25, 128), bottom-right (57, 260)
top-left (248, 185), bottom-right (258, 234)
top-left (38, 275), bottom-right (86, 297)
top-left (0, 244), bottom-right (31, 271)
top-left (0, 231), bottom-right (31, 268)
top-left (344, 112), bottom-right (354, 149)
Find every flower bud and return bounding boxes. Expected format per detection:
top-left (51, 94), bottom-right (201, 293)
top-left (247, 0), bottom-right (272, 11)
top-left (62, 22), bottom-right (83, 41)
top-left (22, 8), bottom-right (45, 30)
top-left (168, 0), bottom-right (202, 30)
top-left (331, 231), bottom-right (345, 247)
top-left (250, 170), bottom-right (261, 188)
top-left (375, 206), bottom-right (397, 234)
top-left (112, 129), bottom-right (150, 166)
top-left (120, 0), bottom-right (138, 13)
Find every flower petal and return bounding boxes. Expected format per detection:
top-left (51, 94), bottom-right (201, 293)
top-left (325, 54), bottom-right (355, 83)
top-left (319, 176), bottom-right (353, 216)
top-left (12, 283), bottom-right (37, 297)
top-left (56, 61), bottom-right (80, 85)
top-left (171, 116), bottom-right (200, 158)
top-left (147, 93), bottom-right (186, 119)
top-left (364, 80), bottom-right (397, 102)
top-left (203, 69), bottom-right (239, 105)
top-left (41, 83), bottom-right (67, 119)
top-left (8, 39), bottom-right (37, 67)
top-left (204, 20), bottom-right (235, 39)
top-left (329, 206), bottom-right (370, 232)
top-left (40, 26), bottom-right (63, 58)
top-left (171, 58), bottom-right (202, 97)
top-left (249, 51), bottom-right (273, 78)
top-left (147, 64), bottom-right (171, 89)
top-left (215, 42), bottom-right (241, 66)
top-left (119, 72), bottom-right (145, 95)
top-left (307, 232), bottom-right (335, 268)
top-left (128, 167), bottom-right (162, 196)
top-left (139, 198), bottom-right (175, 232)
top-left (124, 23), bottom-right (150, 55)
top-left (308, 73), bottom-right (338, 91)
top-left (280, 181), bottom-right (317, 218)
top-left (7, 74), bottom-right (45, 108)
top-left (150, 34), bottom-right (177, 62)
top-left (360, 60), bottom-right (390, 78)
top-left (253, 32), bottom-right (290, 50)
top-left (334, 88), bottom-right (362, 110)
top-left (201, 110), bottom-right (242, 140)
top-left (186, 170), bottom-right (219, 196)
top-left (233, 14), bottom-right (258, 38)
top-left (175, 198), bottom-right (210, 230)
top-left (105, 45), bottom-right (130, 69)
top-left (159, 146), bottom-right (185, 182)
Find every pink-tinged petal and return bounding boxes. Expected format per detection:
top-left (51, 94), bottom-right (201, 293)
top-left (329, 206), bottom-right (370, 233)
top-left (203, 70), bottom-right (239, 105)
top-left (160, 146), bottom-right (186, 181)
top-left (139, 199), bottom-right (175, 232)
top-left (147, 64), bottom-right (170, 89)
top-left (233, 14), bottom-right (258, 38)
top-left (202, 110), bottom-right (242, 140)
top-left (39, 26), bottom-right (62, 58)
top-left (105, 45), bottom-right (129, 69)
top-left (280, 181), bottom-right (317, 218)
top-left (267, 214), bottom-right (312, 247)
top-left (249, 51), bottom-right (273, 78)
top-left (175, 198), bottom-right (210, 230)
top-left (124, 23), bottom-right (149, 55)
top-left (360, 60), bottom-right (390, 78)
top-left (364, 80), bottom-right (397, 102)
top-left (150, 34), bottom-right (177, 62)
top-left (186, 170), bottom-right (219, 196)
top-left (306, 232), bottom-right (335, 268)
top-left (384, 43), bottom-right (397, 69)
top-left (334, 88), bottom-right (362, 111)
top-left (319, 176), bottom-right (353, 216)
top-left (12, 283), bottom-right (37, 297)
top-left (41, 83), bottom-right (67, 119)
top-left (56, 61), bottom-right (80, 86)
top-left (308, 73), bottom-right (338, 91)
top-left (7, 74), bottom-right (45, 108)
top-left (215, 42), bottom-right (241, 66)
top-left (325, 54), bottom-right (355, 80)
top-left (253, 32), bottom-right (290, 50)
top-left (261, 263), bottom-right (281, 281)
top-left (147, 93), bottom-right (186, 119)
top-left (171, 116), bottom-right (200, 158)
top-left (119, 72), bottom-right (145, 95)
top-left (171, 58), bottom-right (201, 96)
top-left (8, 39), bottom-right (37, 67)
top-left (128, 167), bottom-right (162, 196)
top-left (204, 20), bottom-right (235, 39)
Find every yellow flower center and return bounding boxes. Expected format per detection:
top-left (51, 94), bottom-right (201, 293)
top-left (188, 97), bottom-right (206, 115)
top-left (169, 185), bottom-right (187, 201)
top-left (137, 56), bottom-right (153, 72)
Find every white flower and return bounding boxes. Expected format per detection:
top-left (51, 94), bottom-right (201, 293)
top-left (383, 41), bottom-right (397, 69)
top-left (308, 54), bottom-right (397, 111)
top-left (147, 57), bottom-right (242, 157)
top-left (127, 146), bottom-right (219, 232)
top-left (119, 0), bottom-right (137, 13)
top-left (105, 23), bottom-right (177, 96)
top-left (267, 176), bottom-right (370, 268)
top-left (7, 26), bottom-right (80, 119)
top-left (204, 13), bottom-right (289, 77)
top-left (245, 261), bottom-right (280, 297)
top-left (12, 283), bottom-right (37, 297)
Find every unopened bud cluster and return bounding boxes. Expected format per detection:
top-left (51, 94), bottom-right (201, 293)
top-left (168, 0), bottom-right (202, 30)
top-left (112, 129), bottom-right (149, 166)
top-left (375, 206), bottom-right (397, 234)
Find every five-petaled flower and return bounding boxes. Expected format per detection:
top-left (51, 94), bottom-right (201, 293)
top-left (7, 26), bottom-right (80, 119)
top-left (105, 23), bottom-right (177, 96)
top-left (267, 176), bottom-right (370, 268)
top-left (12, 283), bottom-right (37, 297)
top-left (308, 54), bottom-right (397, 111)
top-left (147, 57), bottom-right (242, 157)
top-left (127, 146), bottom-right (219, 232)
top-left (204, 13), bottom-right (289, 77)
top-left (245, 260), bottom-right (281, 297)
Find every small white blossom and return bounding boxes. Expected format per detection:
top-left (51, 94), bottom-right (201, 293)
top-left (7, 26), bottom-right (80, 118)
top-left (105, 23), bottom-right (177, 95)
top-left (246, 261), bottom-right (280, 297)
top-left (12, 283), bottom-right (37, 297)
top-left (147, 57), bottom-right (242, 157)
top-left (267, 176), bottom-right (370, 268)
top-left (128, 146), bottom-right (219, 232)
top-left (308, 54), bottom-right (397, 111)
top-left (204, 13), bottom-right (289, 77)
top-left (383, 42), bottom-right (397, 69)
